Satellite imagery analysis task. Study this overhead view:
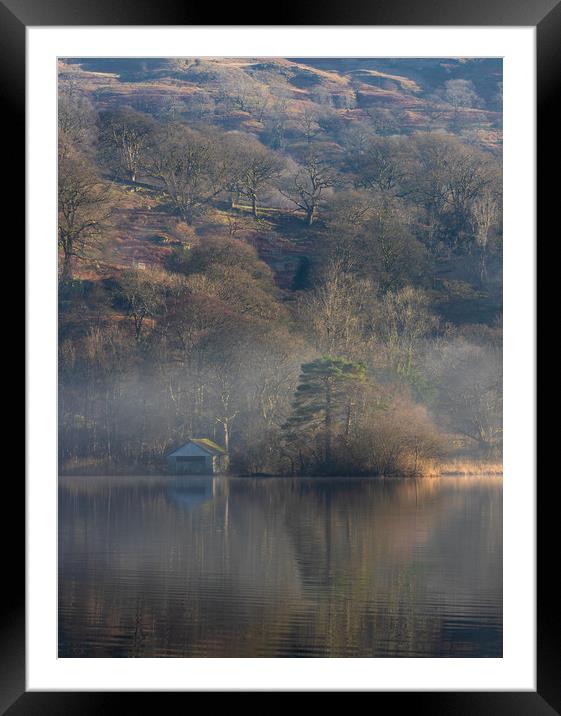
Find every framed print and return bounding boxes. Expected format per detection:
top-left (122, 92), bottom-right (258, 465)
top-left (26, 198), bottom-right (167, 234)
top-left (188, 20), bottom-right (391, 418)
top-left (8, 0), bottom-right (550, 710)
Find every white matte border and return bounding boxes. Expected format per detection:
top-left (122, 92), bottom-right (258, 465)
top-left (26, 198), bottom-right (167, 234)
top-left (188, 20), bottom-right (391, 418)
top-left (27, 26), bottom-right (535, 691)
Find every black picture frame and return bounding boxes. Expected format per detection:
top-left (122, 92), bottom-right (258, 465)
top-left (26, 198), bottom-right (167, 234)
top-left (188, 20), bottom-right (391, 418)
top-left (8, 0), bottom-right (548, 710)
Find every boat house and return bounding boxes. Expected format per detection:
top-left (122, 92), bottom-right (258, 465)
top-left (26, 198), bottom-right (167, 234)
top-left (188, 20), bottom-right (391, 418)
top-left (166, 438), bottom-right (229, 475)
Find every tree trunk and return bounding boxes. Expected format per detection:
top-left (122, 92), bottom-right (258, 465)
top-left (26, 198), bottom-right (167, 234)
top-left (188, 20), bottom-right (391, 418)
top-left (61, 249), bottom-right (73, 283)
top-left (181, 204), bottom-right (195, 225)
top-left (480, 249), bottom-right (488, 284)
top-left (223, 420), bottom-right (230, 453)
top-left (345, 402), bottom-right (353, 438)
top-left (324, 380), bottom-right (332, 465)
top-left (251, 194), bottom-right (258, 218)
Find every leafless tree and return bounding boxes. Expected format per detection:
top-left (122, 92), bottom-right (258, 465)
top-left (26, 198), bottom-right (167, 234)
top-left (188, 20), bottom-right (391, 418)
top-left (378, 287), bottom-right (439, 379)
top-left (58, 149), bottom-right (109, 282)
top-left (99, 107), bottom-right (155, 183)
top-left (296, 107), bottom-right (323, 145)
top-left (280, 153), bottom-right (338, 225)
top-left (58, 83), bottom-right (97, 155)
top-left (442, 79), bottom-right (481, 128)
top-left (145, 125), bottom-right (228, 224)
top-left (300, 258), bottom-right (374, 357)
top-left (118, 269), bottom-right (165, 341)
top-left (346, 136), bottom-right (408, 194)
top-left (226, 136), bottom-right (285, 217)
top-left (470, 186), bottom-right (501, 283)
top-left (405, 133), bottom-right (498, 254)
top-left (428, 338), bottom-right (502, 453)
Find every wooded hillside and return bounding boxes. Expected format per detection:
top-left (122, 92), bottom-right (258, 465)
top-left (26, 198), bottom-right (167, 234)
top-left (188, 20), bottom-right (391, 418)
top-left (58, 57), bottom-right (503, 475)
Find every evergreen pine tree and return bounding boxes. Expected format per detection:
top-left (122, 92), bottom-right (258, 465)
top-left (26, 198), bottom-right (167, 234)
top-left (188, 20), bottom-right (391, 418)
top-left (283, 356), bottom-right (366, 467)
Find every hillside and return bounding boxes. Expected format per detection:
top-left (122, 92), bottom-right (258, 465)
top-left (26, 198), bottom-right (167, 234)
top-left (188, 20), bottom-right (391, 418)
top-left (58, 57), bottom-right (503, 475)
top-left (60, 57), bottom-right (502, 147)
top-left (59, 56), bottom-right (502, 288)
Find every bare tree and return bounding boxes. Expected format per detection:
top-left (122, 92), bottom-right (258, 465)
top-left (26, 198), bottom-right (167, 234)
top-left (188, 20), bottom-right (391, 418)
top-left (326, 190), bottom-right (375, 230)
top-left (428, 338), bottom-right (502, 453)
top-left (442, 79), bottom-right (480, 128)
top-left (470, 187), bottom-right (501, 283)
top-left (378, 287), bottom-right (439, 379)
top-left (145, 125), bottom-right (228, 224)
top-left (280, 153), bottom-right (338, 225)
top-left (118, 269), bottom-right (165, 341)
top-left (218, 70), bottom-right (269, 120)
top-left (405, 133), bottom-right (498, 254)
top-left (99, 107), bottom-right (155, 183)
top-left (296, 107), bottom-right (323, 145)
top-left (58, 83), bottom-right (97, 155)
top-left (364, 107), bottom-right (400, 136)
top-left (226, 136), bottom-right (284, 217)
top-left (262, 98), bottom-right (289, 150)
top-left (322, 191), bottom-right (426, 291)
top-left (58, 149), bottom-right (109, 282)
top-left (346, 136), bottom-right (408, 194)
top-left (300, 258), bottom-right (374, 357)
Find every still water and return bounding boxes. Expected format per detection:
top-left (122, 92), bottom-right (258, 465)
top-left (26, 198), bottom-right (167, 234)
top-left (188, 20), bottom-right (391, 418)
top-left (59, 476), bottom-right (502, 658)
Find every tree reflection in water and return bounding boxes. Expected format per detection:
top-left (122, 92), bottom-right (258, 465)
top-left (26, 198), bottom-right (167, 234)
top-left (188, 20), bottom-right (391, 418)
top-left (58, 476), bottom-right (502, 657)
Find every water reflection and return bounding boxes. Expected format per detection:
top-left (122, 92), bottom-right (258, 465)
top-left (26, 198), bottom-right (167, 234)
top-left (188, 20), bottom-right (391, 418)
top-left (58, 476), bottom-right (502, 657)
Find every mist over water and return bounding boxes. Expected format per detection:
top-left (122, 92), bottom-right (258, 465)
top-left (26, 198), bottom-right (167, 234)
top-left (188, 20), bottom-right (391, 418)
top-left (58, 476), bottom-right (502, 658)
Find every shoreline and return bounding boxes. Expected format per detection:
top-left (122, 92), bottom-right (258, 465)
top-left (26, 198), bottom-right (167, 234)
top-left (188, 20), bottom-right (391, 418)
top-left (59, 464), bottom-right (503, 479)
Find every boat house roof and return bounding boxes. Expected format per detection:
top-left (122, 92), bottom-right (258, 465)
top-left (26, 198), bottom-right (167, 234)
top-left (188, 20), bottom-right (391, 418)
top-left (167, 438), bottom-right (228, 458)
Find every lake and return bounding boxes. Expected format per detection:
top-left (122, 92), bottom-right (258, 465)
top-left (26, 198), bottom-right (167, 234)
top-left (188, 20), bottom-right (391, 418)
top-left (58, 476), bottom-right (502, 658)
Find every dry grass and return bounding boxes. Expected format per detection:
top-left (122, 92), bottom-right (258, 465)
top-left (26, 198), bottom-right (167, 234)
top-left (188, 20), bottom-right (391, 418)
top-left (425, 460), bottom-right (503, 477)
top-left (59, 457), bottom-right (162, 476)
